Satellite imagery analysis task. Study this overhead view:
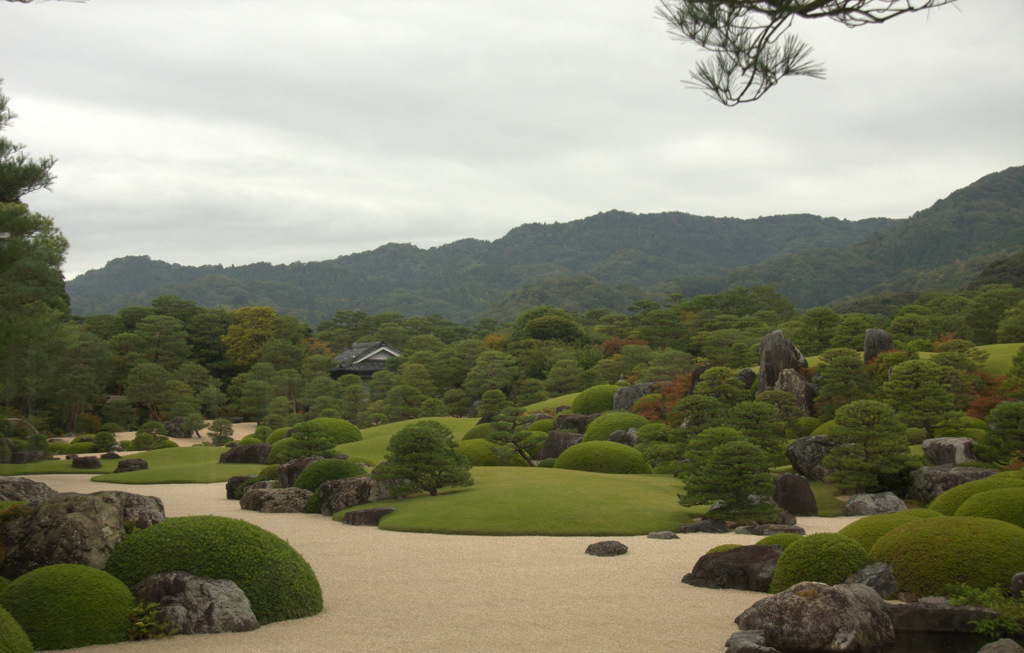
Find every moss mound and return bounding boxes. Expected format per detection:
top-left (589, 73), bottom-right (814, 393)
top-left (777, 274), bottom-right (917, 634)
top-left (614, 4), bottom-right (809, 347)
top-left (266, 427), bottom-right (292, 445)
top-left (106, 515), bottom-right (323, 624)
top-left (0, 606), bottom-right (32, 653)
top-left (456, 438), bottom-right (529, 467)
top-left (570, 384), bottom-right (620, 414)
top-left (756, 533), bottom-right (804, 549)
top-left (769, 533), bottom-right (871, 594)
top-left (460, 423), bottom-right (498, 441)
top-left (870, 516), bottom-right (1024, 596)
top-left (953, 487), bottom-right (1024, 528)
top-left (293, 417), bottom-right (362, 445)
top-left (810, 419), bottom-right (835, 436)
top-left (581, 412), bottom-right (650, 442)
top-left (0, 564), bottom-right (134, 650)
top-left (837, 508), bottom-right (944, 552)
top-left (529, 418), bottom-right (555, 433)
top-left (553, 441), bottom-right (652, 475)
top-left (928, 475), bottom-right (1024, 515)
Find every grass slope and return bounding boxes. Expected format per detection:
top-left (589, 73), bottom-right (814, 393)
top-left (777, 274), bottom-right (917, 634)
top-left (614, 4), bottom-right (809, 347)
top-left (93, 446), bottom-right (266, 484)
top-left (336, 417), bottom-right (478, 464)
top-left (334, 466), bottom-right (688, 536)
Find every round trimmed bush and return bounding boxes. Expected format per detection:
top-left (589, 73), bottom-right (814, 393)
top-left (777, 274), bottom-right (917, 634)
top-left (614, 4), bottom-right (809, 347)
top-left (238, 435), bottom-right (263, 446)
top-left (529, 418), bottom-right (555, 433)
top-left (65, 441), bottom-right (97, 454)
top-left (553, 441), bottom-right (652, 474)
top-left (570, 384), bottom-right (620, 414)
top-left (295, 458), bottom-right (367, 513)
top-left (0, 564), bottom-right (134, 650)
top-left (291, 417), bottom-right (362, 445)
top-left (756, 533), bottom-right (804, 549)
top-left (928, 475), bottom-right (1024, 515)
top-left (768, 533), bottom-right (871, 594)
top-left (266, 427), bottom-right (292, 445)
top-left (456, 438), bottom-right (529, 467)
top-left (870, 516), bottom-right (1024, 595)
top-left (537, 458), bottom-right (556, 468)
top-left (837, 508), bottom-right (943, 552)
top-left (47, 441), bottom-right (70, 455)
top-left (460, 423), bottom-right (498, 441)
top-left (0, 606), bottom-right (30, 653)
top-left (793, 416), bottom-right (821, 438)
top-left (953, 487), bottom-right (1024, 528)
top-left (809, 419), bottom-right (835, 436)
top-left (105, 515), bottom-right (323, 624)
top-left (581, 412), bottom-right (650, 442)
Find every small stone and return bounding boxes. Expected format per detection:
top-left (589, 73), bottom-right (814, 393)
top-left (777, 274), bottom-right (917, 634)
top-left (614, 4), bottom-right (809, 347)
top-left (585, 541), bottom-right (628, 557)
top-left (680, 518), bottom-right (729, 534)
top-left (1011, 571), bottom-right (1024, 599)
top-left (71, 456), bottom-right (102, 469)
top-left (647, 531), bottom-right (679, 540)
top-left (114, 458), bottom-right (148, 473)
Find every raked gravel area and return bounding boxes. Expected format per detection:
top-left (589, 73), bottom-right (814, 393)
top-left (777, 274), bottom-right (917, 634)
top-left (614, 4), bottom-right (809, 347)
top-left (23, 474), bottom-right (861, 653)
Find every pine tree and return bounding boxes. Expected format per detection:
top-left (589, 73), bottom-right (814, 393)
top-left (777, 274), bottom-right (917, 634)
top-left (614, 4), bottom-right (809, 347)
top-left (371, 420), bottom-right (472, 496)
top-left (882, 359), bottom-right (955, 435)
top-left (822, 400), bottom-right (909, 493)
top-left (680, 439), bottom-right (776, 522)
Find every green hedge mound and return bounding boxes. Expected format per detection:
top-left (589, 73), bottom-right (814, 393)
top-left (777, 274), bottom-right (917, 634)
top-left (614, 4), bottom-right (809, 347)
top-left (837, 508), bottom-right (944, 552)
top-left (756, 533), bottom-right (804, 549)
top-left (953, 487), bottom-right (1024, 528)
top-left (769, 533), bottom-right (871, 594)
top-left (460, 423), bottom-right (498, 442)
top-left (870, 516), bottom-right (1024, 596)
top-left (553, 441), bottom-right (652, 475)
top-left (529, 418), bottom-right (555, 433)
top-left (0, 606), bottom-right (31, 653)
top-left (928, 475), bottom-right (1024, 515)
top-left (293, 417), bottom-right (362, 445)
top-left (0, 564), bottom-right (134, 650)
top-left (105, 515), bottom-right (323, 625)
top-left (570, 385), bottom-right (620, 414)
top-left (456, 438), bottom-right (529, 467)
top-left (581, 412), bottom-right (650, 442)
top-left (266, 427), bottom-right (292, 445)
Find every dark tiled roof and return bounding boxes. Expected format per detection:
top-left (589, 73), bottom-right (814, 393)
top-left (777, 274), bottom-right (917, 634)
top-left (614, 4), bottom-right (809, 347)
top-left (330, 341), bottom-right (401, 377)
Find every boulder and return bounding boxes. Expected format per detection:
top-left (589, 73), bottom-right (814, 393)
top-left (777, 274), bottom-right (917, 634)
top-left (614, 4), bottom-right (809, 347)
top-left (725, 630), bottom-right (780, 653)
top-left (552, 413), bottom-right (601, 434)
top-left (71, 456), bottom-right (102, 469)
top-left (737, 367), bottom-right (757, 389)
top-left (130, 571), bottom-right (259, 634)
top-left (735, 582), bottom-right (895, 651)
top-left (11, 450), bottom-right (45, 464)
top-left (612, 383), bottom-right (658, 412)
top-left (863, 328), bottom-right (896, 365)
top-left (683, 545), bottom-right (783, 593)
top-left (844, 562), bottom-right (898, 600)
top-left (884, 596), bottom-right (998, 633)
top-left (341, 507), bottom-right (395, 526)
top-left (773, 368), bottom-right (817, 416)
top-left (245, 480), bottom-right (276, 493)
top-left (786, 435), bottom-right (835, 482)
top-left (908, 464), bottom-right (998, 504)
top-left (756, 330), bottom-right (807, 395)
top-left (845, 492), bottom-right (907, 516)
top-left (647, 531), bottom-right (679, 540)
top-left (679, 518), bottom-right (729, 534)
top-left (218, 443), bottom-right (271, 465)
top-left (921, 438), bottom-right (980, 465)
top-left (733, 523), bottom-right (806, 537)
top-left (318, 477), bottom-right (408, 516)
top-left (100, 452), bottom-right (121, 460)
top-left (0, 476), bottom-right (57, 503)
top-left (225, 475), bottom-right (257, 500)
top-left (585, 541), bottom-right (627, 557)
top-left (607, 428), bottom-right (638, 447)
top-left (537, 430), bottom-right (583, 461)
top-left (1011, 572), bottom-right (1024, 599)
top-left (114, 458), bottom-right (149, 473)
top-left (239, 487), bottom-right (312, 513)
top-left (978, 640), bottom-right (1024, 653)
top-left (276, 456), bottom-right (324, 488)
top-left (0, 491), bottom-right (165, 579)
top-left (772, 474), bottom-right (818, 516)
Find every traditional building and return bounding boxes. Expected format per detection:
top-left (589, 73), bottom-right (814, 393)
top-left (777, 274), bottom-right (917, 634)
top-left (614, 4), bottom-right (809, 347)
top-left (328, 341), bottom-right (401, 381)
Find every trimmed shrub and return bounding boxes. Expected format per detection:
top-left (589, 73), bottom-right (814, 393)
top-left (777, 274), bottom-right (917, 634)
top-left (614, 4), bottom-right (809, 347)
top-left (47, 441), bottom-right (70, 455)
top-left (809, 420), bottom-right (835, 436)
top-left (928, 475), bottom-right (1024, 515)
top-left (0, 606), bottom-right (31, 653)
top-left (65, 441), bottom-right (97, 454)
top-left (291, 417), bottom-right (362, 445)
top-left (837, 508), bottom-right (943, 552)
top-left (553, 441), bottom-right (653, 475)
top-left (460, 423), bottom-right (498, 442)
top-left (953, 487), bottom-right (1024, 528)
top-left (105, 515), bottom-right (322, 625)
top-left (756, 533), bottom-right (804, 550)
top-left (581, 412), bottom-right (650, 442)
top-left (529, 418), bottom-right (555, 433)
top-left (768, 533), bottom-right (871, 594)
top-left (537, 458), bottom-right (556, 468)
top-left (456, 438), bottom-right (530, 467)
top-left (266, 427), bottom-right (292, 445)
top-left (870, 516), bottom-right (1024, 596)
top-left (294, 459), bottom-right (368, 513)
top-left (570, 384), bottom-right (620, 415)
top-left (0, 577), bottom-right (9, 593)
top-left (793, 416), bottom-right (821, 438)
top-left (238, 436), bottom-right (263, 446)
top-left (0, 564), bottom-right (134, 650)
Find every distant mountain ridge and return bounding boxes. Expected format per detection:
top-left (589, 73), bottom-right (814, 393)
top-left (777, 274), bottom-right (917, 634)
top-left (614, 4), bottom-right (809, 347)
top-left (66, 166), bottom-right (1024, 323)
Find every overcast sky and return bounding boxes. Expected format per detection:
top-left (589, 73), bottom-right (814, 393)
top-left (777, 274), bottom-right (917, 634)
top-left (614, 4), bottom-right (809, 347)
top-left (3, 1), bottom-right (1022, 280)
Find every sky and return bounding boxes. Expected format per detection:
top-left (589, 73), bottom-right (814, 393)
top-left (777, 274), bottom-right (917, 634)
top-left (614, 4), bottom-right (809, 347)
top-left (2, 1), bottom-right (1022, 280)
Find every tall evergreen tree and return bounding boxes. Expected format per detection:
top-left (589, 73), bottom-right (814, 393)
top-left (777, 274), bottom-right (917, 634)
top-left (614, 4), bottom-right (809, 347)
top-left (822, 400), bottom-right (909, 494)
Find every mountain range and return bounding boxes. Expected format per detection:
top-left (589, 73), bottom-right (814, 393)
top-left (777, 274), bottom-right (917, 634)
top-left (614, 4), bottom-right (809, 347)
top-left (66, 166), bottom-right (1024, 324)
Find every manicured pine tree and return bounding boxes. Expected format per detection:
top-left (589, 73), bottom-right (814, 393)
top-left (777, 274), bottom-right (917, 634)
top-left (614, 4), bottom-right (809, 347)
top-left (680, 426), bottom-right (745, 481)
top-left (679, 439), bottom-right (776, 522)
top-left (814, 353), bottom-right (876, 420)
top-left (371, 420), bottom-right (472, 496)
top-left (974, 401), bottom-right (1024, 465)
top-left (882, 359), bottom-right (955, 436)
top-left (822, 400), bottom-right (909, 494)
top-left (726, 400), bottom-right (788, 465)
top-left (484, 406), bottom-right (545, 466)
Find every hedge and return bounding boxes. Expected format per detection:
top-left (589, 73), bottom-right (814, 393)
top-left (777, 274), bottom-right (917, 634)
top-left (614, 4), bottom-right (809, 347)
top-left (768, 533), bottom-right (871, 594)
top-left (553, 441), bottom-right (652, 475)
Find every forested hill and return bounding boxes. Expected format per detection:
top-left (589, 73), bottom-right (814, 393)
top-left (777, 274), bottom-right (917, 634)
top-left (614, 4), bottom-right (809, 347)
top-left (66, 166), bottom-right (1024, 323)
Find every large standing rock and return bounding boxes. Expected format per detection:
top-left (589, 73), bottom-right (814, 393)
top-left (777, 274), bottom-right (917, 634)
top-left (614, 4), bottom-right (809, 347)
top-left (908, 464), bottom-right (998, 504)
top-left (757, 331), bottom-right (807, 394)
top-left (884, 596), bottom-right (998, 633)
top-left (537, 430), bottom-right (583, 461)
top-left (276, 456), bottom-right (324, 488)
top-left (114, 458), bottom-right (149, 473)
top-left (773, 474), bottom-right (818, 516)
top-left (845, 492), bottom-right (906, 516)
top-left (774, 368), bottom-right (817, 416)
top-left (1011, 572), bottom-right (1024, 599)
top-left (786, 435), bottom-right (836, 482)
top-left (921, 438), bottom-right (980, 465)
top-left (225, 475), bottom-right (257, 500)
top-left (607, 428), bottom-right (639, 447)
top-left (239, 487), bottom-right (312, 513)
top-left (218, 443), bottom-right (271, 465)
top-left (612, 383), bottom-right (658, 412)
top-left (683, 545), bottom-right (784, 593)
top-left (863, 329), bottom-right (896, 364)
top-left (0, 476), bottom-right (57, 503)
top-left (130, 571), bottom-right (259, 634)
top-left (0, 491), bottom-right (165, 579)
top-left (318, 477), bottom-right (407, 516)
top-left (844, 562), bottom-right (898, 600)
top-left (552, 413), bottom-right (601, 434)
top-left (735, 582), bottom-right (895, 651)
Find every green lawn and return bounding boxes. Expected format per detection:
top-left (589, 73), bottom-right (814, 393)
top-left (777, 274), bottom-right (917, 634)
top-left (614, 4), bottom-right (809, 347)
top-left (334, 466), bottom-right (689, 536)
top-left (337, 417), bottom-right (479, 464)
top-left (919, 342), bottom-right (1021, 376)
top-left (524, 393), bottom-right (579, 413)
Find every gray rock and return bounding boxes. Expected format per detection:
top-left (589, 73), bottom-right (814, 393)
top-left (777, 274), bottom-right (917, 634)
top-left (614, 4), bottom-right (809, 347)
top-left (725, 630), bottom-right (781, 653)
top-left (786, 435), bottom-right (836, 482)
top-left (773, 473), bottom-right (818, 517)
top-left (100, 452), bottom-right (121, 460)
top-left (921, 437), bottom-right (980, 465)
top-left (245, 480), bottom-right (275, 494)
top-left (276, 456), bottom-right (324, 488)
top-left (607, 428), bottom-right (638, 447)
top-left (218, 443), bottom-right (271, 465)
top-left (0, 491), bottom-right (165, 579)
top-left (585, 540), bottom-right (627, 557)
top-left (863, 328), bottom-right (896, 364)
top-left (1011, 571), bottom-right (1024, 599)
top-left (683, 545), bottom-right (783, 593)
top-left (908, 464), bottom-right (998, 504)
top-left (318, 477), bottom-right (408, 515)
top-left (756, 330), bottom-right (807, 395)
top-left (680, 518), bottom-right (729, 534)
top-left (612, 383), bottom-right (658, 412)
top-left (0, 476), bottom-right (57, 503)
top-left (774, 368), bottom-right (817, 416)
top-left (733, 523), bottom-right (806, 537)
top-left (845, 492), bottom-right (907, 516)
top-left (646, 531), bottom-right (679, 540)
top-left (537, 430), bottom-right (583, 461)
top-left (736, 582), bottom-right (895, 651)
top-left (844, 562), bottom-right (898, 600)
top-left (71, 456), bottom-right (102, 469)
top-left (737, 368), bottom-right (757, 389)
top-left (239, 487), bottom-right (311, 513)
top-left (114, 458), bottom-right (149, 473)
top-left (341, 507), bottom-right (395, 526)
top-left (130, 571), bottom-right (259, 634)
top-left (884, 597), bottom-right (998, 633)
top-left (225, 475), bottom-right (257, 500)
top-left (978, 639), bottom-right (1024, 653)
top-left (552, 413), bottom-right (602, 434)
